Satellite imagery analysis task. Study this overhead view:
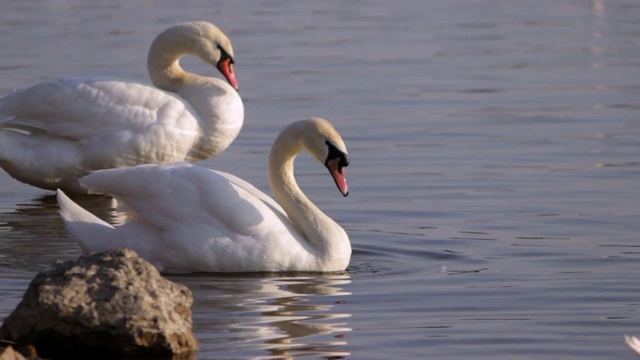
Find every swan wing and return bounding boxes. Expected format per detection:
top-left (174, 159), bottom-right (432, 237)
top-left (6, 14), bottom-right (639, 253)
top-left (215, 171), bottom-right (288, 219)
top-left (0, 78), bottom-right (199, 139)
top-left (79, 162), bottom-right (293, 237)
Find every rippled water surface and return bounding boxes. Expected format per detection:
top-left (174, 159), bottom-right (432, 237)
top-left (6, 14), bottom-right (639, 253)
top-left (1, 1), bottom-right (639, 359)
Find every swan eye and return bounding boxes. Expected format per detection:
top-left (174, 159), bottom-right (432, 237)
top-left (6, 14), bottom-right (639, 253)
top-left (217, 45), bottom-right (234, 64)
top-left (325, 140), bottom-right (349, 170)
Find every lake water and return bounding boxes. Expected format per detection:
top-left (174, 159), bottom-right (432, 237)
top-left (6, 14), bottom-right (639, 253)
top-left (1, 0), bottom-right (639, 359)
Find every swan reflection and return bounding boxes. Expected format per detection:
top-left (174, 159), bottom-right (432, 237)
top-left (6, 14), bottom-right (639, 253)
top-left (176, 274), bottom-right (352, 359)
top-left (0, 195), bottom-right (353, 358)
top-left (0, 194), bottom-right (121, 272)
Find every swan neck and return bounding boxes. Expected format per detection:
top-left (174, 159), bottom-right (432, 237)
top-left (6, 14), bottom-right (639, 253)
top-left (268, 129), bottom-right (347, 259)
top-left (268, 134), bottom-right (310, 224)
top-left (147, 31), bottom-right (196, 92)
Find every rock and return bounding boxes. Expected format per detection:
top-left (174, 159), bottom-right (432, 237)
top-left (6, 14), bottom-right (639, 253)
top-left (0, 248), bottom-right (199, 359)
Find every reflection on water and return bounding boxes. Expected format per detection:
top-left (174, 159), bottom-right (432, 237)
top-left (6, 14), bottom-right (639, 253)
top-left (1, 0), bottom-right (640, 358)
top-left (175, 274), bottom-right (352, 359)
top-left (0, 195), bottom-right (120, 272)
top-left (0, 194), bottom-right (353, 358)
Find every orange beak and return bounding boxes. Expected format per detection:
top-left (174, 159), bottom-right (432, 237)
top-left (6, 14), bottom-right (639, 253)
top-left (326, 157), bottom-right (349, 197)
top-left (217, 58), bottom-right (239, 91)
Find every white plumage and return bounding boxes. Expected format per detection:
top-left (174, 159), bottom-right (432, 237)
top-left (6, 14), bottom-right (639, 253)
top-left (57, 118), bottom-right (352, 273)
top-left (0, 21), bottom-right (243, 193)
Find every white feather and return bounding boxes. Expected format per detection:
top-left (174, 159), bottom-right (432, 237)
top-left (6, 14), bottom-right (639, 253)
top-left (0, 21), bottom-right (243, 193)
top-left (57, 119), bottom-right (352, 273)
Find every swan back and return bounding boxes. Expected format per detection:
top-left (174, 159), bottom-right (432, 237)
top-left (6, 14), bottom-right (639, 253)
top-left (61, 163), bottom-right (321, 272)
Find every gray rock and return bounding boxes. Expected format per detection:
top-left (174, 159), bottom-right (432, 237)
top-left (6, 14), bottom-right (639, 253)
top-left (0, 248), bottom-right (199, 359)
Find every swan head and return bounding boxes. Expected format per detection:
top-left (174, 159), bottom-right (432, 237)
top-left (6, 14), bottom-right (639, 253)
top-left (271, 118), bottom-right (350, 198)
top-left (148, 21), bottom-right (239, 91)
top-left (302, 118), bottom-right (350, 197)
top-left (324, 140), bottom-right (350, 197)
top-left (197, 22), bottom-right (239, 91)
top-left (215, 44), bottom-right (238, 91)
top-left (187, 21), bottom-right (238, 90)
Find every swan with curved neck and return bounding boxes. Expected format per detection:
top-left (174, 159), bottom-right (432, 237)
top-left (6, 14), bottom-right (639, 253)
top-left (57, 118), bottom-right (352, 273)
top-left (0, 21), bottom-right (243, 193)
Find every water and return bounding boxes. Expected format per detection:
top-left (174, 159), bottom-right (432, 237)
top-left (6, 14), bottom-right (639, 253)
top-left (1, 0), bottom-right (639, 358)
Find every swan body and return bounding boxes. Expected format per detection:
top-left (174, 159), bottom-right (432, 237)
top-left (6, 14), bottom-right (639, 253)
top-left (57, 118), bottom-right (351, 273)
top-left (626, 335), bottom-right (640, 355)
top-left (0, 21), bottom-right (243, 193)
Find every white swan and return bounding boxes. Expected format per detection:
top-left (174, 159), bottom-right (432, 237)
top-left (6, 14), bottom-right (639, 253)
top-left (626, 335), bottom-right (640, 355)
top-left (0, 21), bottom-right (243, 193)
top-left (57, 118), bottom-right (351, 273)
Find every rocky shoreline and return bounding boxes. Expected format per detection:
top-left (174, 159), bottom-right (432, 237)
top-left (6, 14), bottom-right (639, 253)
top-left (0, 249), bottom-right (198, 359)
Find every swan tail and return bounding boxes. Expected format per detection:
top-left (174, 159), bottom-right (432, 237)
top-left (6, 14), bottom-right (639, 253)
top-left (56, 189), bottom-right (115, 254)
